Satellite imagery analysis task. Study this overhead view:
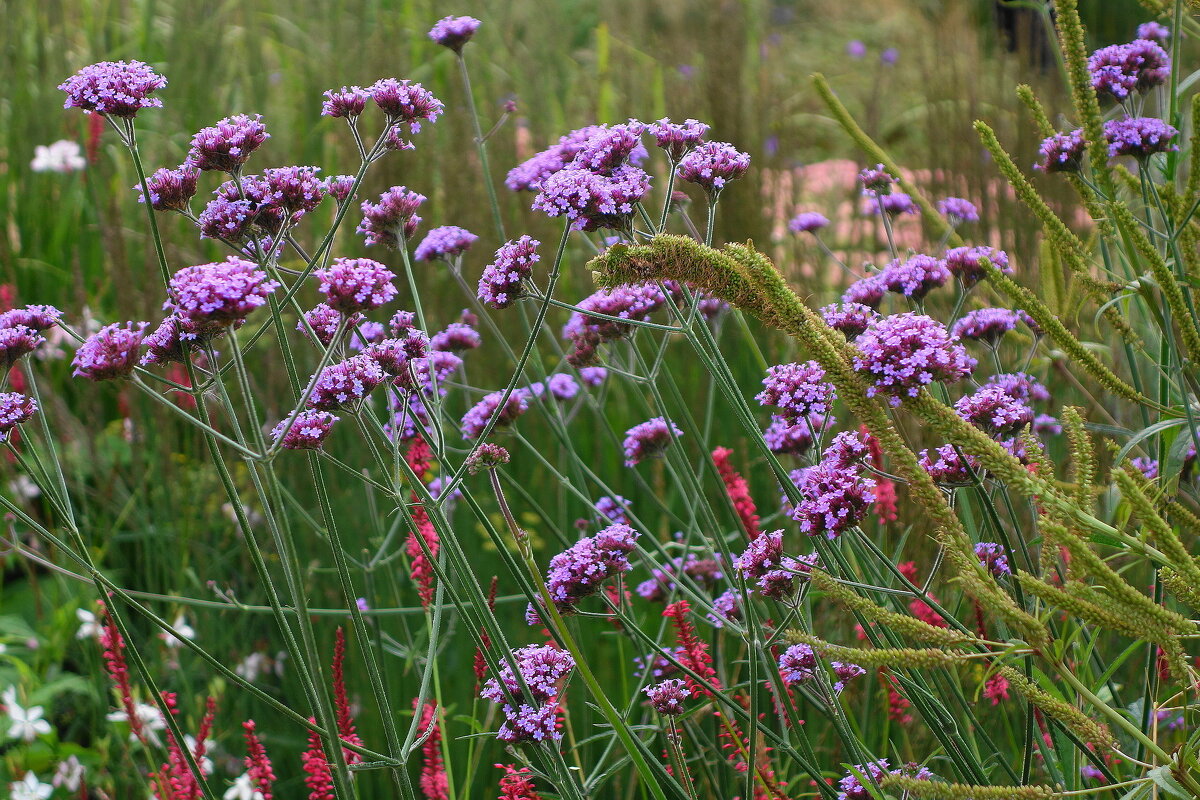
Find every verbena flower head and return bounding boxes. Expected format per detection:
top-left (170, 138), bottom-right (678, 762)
top-left (496, 704), bottom-right (559, 743)
top-left (757, 361), bottom-right (836, 420)
top-left (263, 166), bottom-right (326, 213)
top-left (644, 679), bottom-right (689, 715)
top-left (272, 410), bottom-right (339, 450)
top-left (140, 315), bottom-right (206, 365)
top-left (309, 354), bottom-right (387, 410)
top-left (852, 312), bottom-right (976, 405)
top-left (986, 372), bottom-right (1050, 402)
top-left (938, 197), bottom-right (978, 223)
top-left (593, 495), bottom-right (631, 525)
top-left (1035, 129), bottom-right (1087, 173)
top-left (1104, 117), bottom-right (1179, 159)
top-left (841, 273), bottom-right (888, 309)
top-left (791, 461), bottom-right (876, 539)
top-left (677, 141), bottom-right (750, 197)
top-left (136, 165), bottom-right (199, 212)
top-left (506, 124), bottom-right (640, 191)
top-left (188, 114), bottom-right (270, 172)
top-left (461, 391), bottom-right (529, 439)
top-left (623, 416), bottom-right (682, 466)
top-left (1088, 39), bottom-right (1170, 100)
top-left (367, 79), bottom-right (443, 132)
top-left (838, 762), bottom-right (933, 800)
top-left (365, 333), bottom-right (429, 377)
top-left (0, 392), bottom-right (37, 439)
top-left (778, 644), bottom-right (818, 684)
top-left (974, 542), bottom-right (1011, 576)
top-left (919, 444), bottom-right (979, 485)
top-left (821, 302), bottom-right (878, 338)
top-left (315, 257), bottom-right (397, 313)
top-left (1034, 414), bottom-right (1062, 435)
top-left (764, 413), bottom-right (829, 455)
top-left (0, 326), bottom-right (44, 368)
top-left (321, 86), bottom-right (369, 118)
top-left (879, 254), bottom-right (950, 300)
top-left (545, 523), bottom-right (639, 611)
top-left (169, 258), bottom-right (280, 325)
top-left (570, 122), bottom-right (647, 173)
top-left (358, 186), bottom-right (425, 248)
top-left (872, 192), bottom-right (917, 216)
top-left (398, 350), bottom-right (462, 395)
top-left (647, 118), bottom-right (709, 161)
top-left (563, 283), bottom-right (666, 365)
top-left (464, 442), bottom-right (510, 474)
top-left (1137, 21), bottom-right (1170, 46)
top-left (944, 245), bottom-right (1011, 286)
top-left (0, 306), bottom-right (62, 332)
top-left (325, 174), bottom-right (356, 202)
top-left (1131, 456), bottom-right (1159, 480)
top-left (428, 15), bottom-right (481, 52)
top-left (59, 60), bottom-right (166, 118)
top-left (954, 385), bottom-right (1034, 437)
top-left (951, 307), bottom-right (1021, 343)
top-left (734, 530), bottom-right (817, 598)
top-left (72, 322), bottom-right (147, 380)
top-left (789, 211), bottom-right (830, 234)
top-left (431, 320), bottom-right (482, 352)
top-left (832, 661), bottom-right (867, 691)
top-left (708, 589), bottom-right (742, 628)
top-left (213, 174), bottom-right (289, 234)
top-left (299, 303), bottom-right (357, 347)
top-left (481, 644), bottom-right (575, 704)
top-left (478, 235), bottom-right (541, 309)
top-left (532, 164), bottom-right (651, 231)
top-left (198, 197), bottom-right (256, 241)
top-left (414, 225), bottom-right (478, 261)
top-left (858, 164), bottom-right (895, 195)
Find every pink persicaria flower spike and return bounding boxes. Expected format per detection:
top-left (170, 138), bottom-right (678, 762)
top-left (677, 140), bottom-right (750, 198)
top-left (712, 446), bottom-right (761, 539)
top-left (168, 257), bottom-right (280, 326)
top-left (358, 186), bottom-right (425, 248)
top-left (331, 628), bottom-right (363, 765)
top-left (0, 393), bottom-right (37, 440)
top-left (852, 312), bottom-right (975, 405)
top-left (136, 164), bottom-right (199, 212)
top-left (321, 85), bottom-right (369, 119)
top-left (271, 410), bottom-right (338, 450)
top-left (622, 416), bottom-right (682, 466)
top-left (187, 114), bottom-right (269, 172)
top-left (300, 721), bottom-right (334, 800)
top-left (415, 700), bottom-right (448, 799)
top-left (497, 764), bottom-right (543, 800)
top-left (428, 15), bottom-right (481, 52)
top-left (478, 235), bottom-right (540, 309)
top-left (72, 322), bottom-right (148, 380)
top-left (241, 720), bottom-right (276, 800)
top-left (544, 522), bottom-right (639, 612)
top-left (315, 257), bottom-right (397, 313)
top-left (59, 60), bottom-right (167, 118)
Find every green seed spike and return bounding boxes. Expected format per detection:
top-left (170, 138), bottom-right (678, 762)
top-left (996, 665), bottom-right (1118, 751)
top-left (1188, 94), bottom-right (1200, 200)
top-left (1052, 0), bottom-right (1117, 197)
top-left (1116, 467), bottom-right (1200, 585)
top-left (882, 775), bottom-right (1054, 800)
top-left (783, 631), bottom-right (969, 670)
top-left (1061, 407), bottom-right (1094, 513)
top-left (1160, 567), bottom-right (1200, 614)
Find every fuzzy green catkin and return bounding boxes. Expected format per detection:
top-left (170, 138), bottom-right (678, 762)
top-left (1159, 567), bottom-right (1200, 613)
top-left (1017, 573), bottom-right (1157, 641)
top-left (809, 570), bottom-right (977, 648)
top-left (997, 665), bottom-right (1118, 751)
top-left (1115, 466), bottom-right (1200, 583)
top-left (1061, 407), bottom-right (1094, 512)
top-left (982, 261), bottom-right (1149, 405)
top-left (784, 631), bottom-right (969, 670)
top-left (811, 73), bottom-right (960, 245)
top-left (881, 775), bottom-right (1054, 800)
top-left (1052, 0), bottom-right (1117, 197)
top-left (1016, 84), bottom-right (1054, 137)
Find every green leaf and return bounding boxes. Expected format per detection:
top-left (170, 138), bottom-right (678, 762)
top-left (1148, 765), bottom-right (1192, 800)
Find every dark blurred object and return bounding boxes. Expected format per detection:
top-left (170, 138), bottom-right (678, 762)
top-left (992, 1), bottom-right (1057, 72)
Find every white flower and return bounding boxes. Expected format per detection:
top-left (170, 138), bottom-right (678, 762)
top-left (159, 614), bottom-right (195, 648)
top-left (8, 475), bottom-right (40, 499)
top-left (52, 755), bottom-right (84, 791)
top-left (30, 140), bottom-right (86, 173)
top-left (235, 651), bottom-right (268, 682)
top-left (76, 608), bottom-right (101, 639)
top-left (223, 772), bottom-right (264, 800)
top-left (9, 772), bottom-right (53, 800)
top-left (107, 702), bottom-right (166, 745)
top-left (3, 686), bottom-right (52, 742)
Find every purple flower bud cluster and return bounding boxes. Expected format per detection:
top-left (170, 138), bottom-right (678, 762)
top-left (1088, 39), bottom-right (1170, 100)
top-left (951, 307), bottom-right (1021, 342)
top-left (841, 274), bottom-right (888, 309)
top-left (636, 554), bottom-right (724, 602)
top-left (367, 78), bottom-right (444, 133)
top-left (308, 354), bottom-right (387, 410)
top-left (943, 245), bottom-right (1011, 286)
top-left (72, 322), bottom-right (148, 381)
top-left (838, 761), bottom-right (934, 800)
top-left (974, 542), bottom-right (1011, 576)
top-left (324, 175), bottom-right (356, 202)
top-left (778, 643), bottom-right (818, 684)
top-left (137, 165), bottom-right (199, 212)
top-left (414, 225), bottom-right (478, 261)
top-left (506, 124), bottom-right (649, 192)
top-left (260, 166), bottom-right (327, 214)
top-left (987, 373), bottom-right (1049, 404)
top-left (821, 302), bottom-right (878, 338)
top-left (271, 410), bottom-right (339, 450)
top-left (480, 644), bottom-right (574, 743)
top-left (733, 530), bottom-right (817, 599)
top-left (0, 323), bottom-right (46, 368)
top-left (868, 192), bottom-right (917, 216)
top-left (545, 523), bottom-right (640, 611)
top-left (648, 118), bottom-right (709, 162)
top-left (315, 257), bottom-right (397, 313)
top-left (299, 304), bottom-right (358, 347)
top-left (954, 385), bottom-right (1034, 437)
top-left (1035, 129), bottom-right (1087, 173)
top-left (707, 589), bottom-right (742, 628)
top-left (460, 391), bottom-right (529, 440)
top-left (431, 319), bottom-right (482, 353)
top-left (764, 413), bottom-right (831, 456)
top-left (678, 141), bottom-right (750, 196)
top-left (852, 313), bottom-right (975, 405)
top-left (790, 459), bottom-right (876, 539)
top-left (358, 186), bottom-right (425, 248)
top-left (879, 255), bottom-right (950, 300)
top-left (1104, 117), bottom-right (1179, 159)
top-left (570, 122), bottom-right (647, 173)
top-left (789, 211), bottom-right (830, 233)
top-left (464, 442), bottom-right (510, 475)
top-left (1131, 456), bottom-right (1159, 480)
top-left (427, 15), bottom-right (481, 52)
top-left (1034, 414), bottom-right (1062, 436)
top-left (858, 164), bottom-right (896, 195)
top-left (0, 306), bottom-right (62, 332)
top-left (622, 416), bottom-right (682, 466)
top-left (643, 679), bottom-right (689, 715)
top-left (756, 361), bottom-right (836, 420)
top-left (365, 329), bottom-right (431, 378)
top-left (562, 283), bottom-right (666, 366)
top-left (938, 197), bottom-right (978, 223)
top-left (187, 114), bottom-right (270, 173)
top-left (0, 392), bottom-right (38, 439)
top-left (168, 258), bottom-right (280, 326)
top-left (321, 86), bottom-right (369, 118)
top-left (532, 164), bottom-right (652, 231)
top-left (59, 60), bottom-right (166, 118)
top-left (140, 315), bottom-right (213, 366)
top-left (595, 495), bottom-right (631, 525)
top-left (1137, 21), bottom-right (1170, 46)
top-left (478, 235), bottom-right (541, 309)
top-left (918, 444), bottom-right (979, 485)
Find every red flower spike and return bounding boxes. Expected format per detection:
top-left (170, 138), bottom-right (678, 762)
top-left (712, 446), bottom-right (761, 539)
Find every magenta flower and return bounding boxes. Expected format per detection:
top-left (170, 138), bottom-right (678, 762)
top-left (734, 530), bottom-right (817, 598)
top-left (325, 175), bottom-right (356, 203)
top-left (919, 444), bottom-right (979, 485)
top-left (316, 258), bottom-right (398, 313)
top-left (954, 385), bottom-right (1034, 437)
top-left (1104, 117), bottom-right (1178, 159)
top-left (428, 16), bottom-right (482, 52)
top-left (308, 354), bottom-right (387, 410)
top-left (790, 459), bottom-right (875, 539)
top-left (0, 306), bottom-right (62, 333)
top-left (478, 235), bottom-right (541, 308)
top-left (974, 542), bottom-right (1010, 576)
top-left (72, 322), bottom-right (148, 381)
top-left (545, 523), bottom-right (640, 611)
top-left (943, 245), bottom-right (1011, 287)
top-left (0, 326), bottom-right (45, 368)
top-left (622, 416), bottom-right (682, 466)
top-left (505, 124), bottom-right (649, 192)
top-left (263, 166), bottom-right (326, 213)
top-left (644, 679), bottom-right (689, 715)
top-left (841, 274), bottom-right (889, 309)
top-left (570, 122), bottom-right (647, 173)
top-left (187, 114), bottom-right (270, 172)
top-left (299, 304), bottom-right (359, 347)
top-left (879, 255), bottom-right (950, 300)
top-left (414, 226), bottom-right (478, 261)
top-left (858, 164), bottom-right (896, 195)
top-left (951, 308), bottom-right (1020, 343)
top-left (789, 212), bottom-right (830, 233)
top-left (821, 302), bottom-right (877, 338)
top-left (460, 391), bottom-right (528, 439)
top-left (532, 164), bottom-right (652, 231)
top-left (367, 79), bottom-right (443, 132)
top-left (59, 60), bottom-right (166, 118)
top-left (168, 258), bottom-right (280, 325)
top-left (648, 118), bottom-right (709, 162)
top-left (677, 141), bottom-right (750, 197)
top-left (1088, 40), bottom-right (1170, 100)
top-left (1035, 129), bottom-right (1087, 173)
top-left (136, 165), bottom-right (199, 212)
top-left (431, 321), bottom-right (481, 353)
top-left (198, 198), bottom-right (256, 241)
top-left (757, 361), bottom-right (836, 420)
top-left (852, 313), bottom-right (975, 405)
top-left (321, 86), bottom-right (369, 118)
top-left (778, 644), bottom-right (818, 684)
top-left (938, 197), bottom-right (978, 223)
top-left (358, 186), bottom-right (426, 248)
top-left (271, 410), bottom-right (339, 450)
top-left (0, 393), bottom-right (38, 439)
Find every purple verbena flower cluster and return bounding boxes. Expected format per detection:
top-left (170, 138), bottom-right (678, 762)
top-left (622, 416), bottom-right (682, 466)
top-left (562, 283), bottom-right (666, 366)
top-left (954, 385), bottom-right (1035, 437)
top-left (427, 15), bottom-right (481, 52)
top-left (1035, 129), bottom-right (1088, 173)
top-left (137, 165), bottom-right (199, 212)
top-left (315, 257), bottom-right (397, 313)
top-left (545, 523), bottom-right (640, 612)
top-left (358, 186), bottom-right (425, 248)
top-left (478, 235), bottom-right (540, 309)
top-left (974, 542), bottom-right (1011, 576)
top-left (821, 302), bottom-right (878, 338)
top-left (678, 141), bottom-right (750, 197)
top-left (460, 391), bottom-right (529, 440)
top-left (1088, 39), bottom-right (1170, 100)
top-left (59, 60), bottom-right (166, 118)
top-left (414, 225), bottom-right (478, 261)
top-left (643, 679), bottom-right (689, 715)
top-left (756, 361), bottom-right (836, 421)
top-left (1104, 117), bottom-right (1179, 159)
top-left (271, 410), bottom-right (339, 450)
top-left (72, 322), bottom-right (148, 381)
top-left (879, 255), bottom-right (950, 300)
top-left (480, 645), bottom-right (574, 743)
top-left (0, 393), bottom-right (38, 439)
top-left (647, 118), bottom-right (709, 162)
top-left (187, 114), bottom-right (270, 173)
top-left (951, 307), bottom-right (1021, 343)
top-left (308, 354), bottom-right (387, 410)
top-left (733, 530), bottom-right (817, 599)
top-left (852, 313), bottom-right (976, 405)
top-left (943, 245), bottom-right (1011, 286)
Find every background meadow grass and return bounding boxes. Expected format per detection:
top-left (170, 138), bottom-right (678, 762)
top-left (0, 0), bottom-right (1162, 794)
